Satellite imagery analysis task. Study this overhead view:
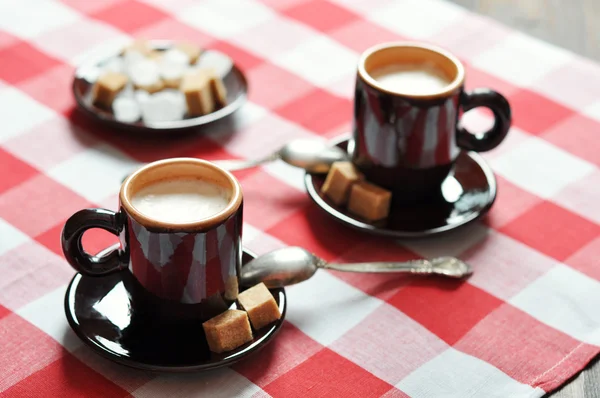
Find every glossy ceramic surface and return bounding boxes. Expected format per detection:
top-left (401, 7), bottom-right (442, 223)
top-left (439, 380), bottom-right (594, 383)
top-left (72, 40), bottom-right (247, 133)
top-left (65, 247), bottom-right (286, 372)
top-left (305, 137), bottom-right (497, 238)
top-left (353, 42), bottom-right (510, 200)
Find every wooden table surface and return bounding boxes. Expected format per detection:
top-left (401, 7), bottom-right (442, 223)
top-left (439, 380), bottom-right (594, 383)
top-left (447, 1), bottom-right (600, 397)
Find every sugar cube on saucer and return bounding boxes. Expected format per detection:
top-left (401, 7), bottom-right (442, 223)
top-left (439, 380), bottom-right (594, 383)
top-left (237, 283), bottom-right (280, 330)
top-left (122, 39), bottom-right (153, 57)
top-left (176, 42), bottom-right (202, 64)
top-left (129, 59), bottom-right (164, 93)
top-left (202, 309), bottom-right (253, 353)
top-left (321, 161), bottom-right (363, 205)
top-left (207, 69), bottom-right (228, 108)
top-left (348, 181), bottom-right (392, 221)
top-left (113, 97), bottom-right (141, 123)
top-left (92, 71), bottom-right (128, 108)
top-left (181, 70), bottom-right (215, 116)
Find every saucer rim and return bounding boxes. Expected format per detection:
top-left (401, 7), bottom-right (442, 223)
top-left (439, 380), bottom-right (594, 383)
top-left (64, 245), bottom-right (287, 372)
top-left (304, 136), bottom-right (497, 239)
top-left (71, 40), bottom-right (248, 134)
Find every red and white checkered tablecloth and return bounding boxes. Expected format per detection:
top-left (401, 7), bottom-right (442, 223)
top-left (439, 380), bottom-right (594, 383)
top-left (1, 0), bottom-right (600, 396)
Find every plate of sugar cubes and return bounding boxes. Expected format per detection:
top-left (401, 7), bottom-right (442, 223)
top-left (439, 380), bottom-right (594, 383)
top-left (72, 40), bottom-right (247, 133)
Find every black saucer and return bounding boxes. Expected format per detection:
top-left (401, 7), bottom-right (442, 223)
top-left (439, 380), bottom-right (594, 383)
top-left (304, 137), bottom-right (497, 238)
top-left (64, 246), bottom-right (286, 372)
top-left (72, 40), bottom-right (248, 134)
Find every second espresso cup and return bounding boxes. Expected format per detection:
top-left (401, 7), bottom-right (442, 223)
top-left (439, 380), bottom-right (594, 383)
top-left (61, 158), bottom-right (243, 318)
top-left (352, 42), bottom-right (511, 201)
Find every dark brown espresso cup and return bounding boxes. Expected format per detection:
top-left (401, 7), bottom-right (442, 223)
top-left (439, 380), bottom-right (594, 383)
top-left (61, 158), bottom-right (243, 321)
top-left (352, 42), bottom-right (511, 201)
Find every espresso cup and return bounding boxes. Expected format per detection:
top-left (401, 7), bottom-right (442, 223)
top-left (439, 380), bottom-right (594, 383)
top-left (61, 158), bottom-right (243, 318)
top-left (352, 42), bottom-right (511, 201)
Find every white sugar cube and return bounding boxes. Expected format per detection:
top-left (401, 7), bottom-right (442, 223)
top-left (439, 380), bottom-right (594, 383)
top-left (162, 48), bottom-right (190, 67)
top-left (195, 50), bottom-right (232, 78)
top-left (141, 91), bottom-right (186, 123)
top-left (104, 57), bottom-right (124, 74)
top-left (123, 50), bottom-right (146, 75)
top-left (116, 83), bottom-right (134, 99)
top-left (113, 97), bottom-right (141, 123)
top-left (129, 59), bottom-right (161, 88)
top-left (134, 90), bottom-right (150, 104)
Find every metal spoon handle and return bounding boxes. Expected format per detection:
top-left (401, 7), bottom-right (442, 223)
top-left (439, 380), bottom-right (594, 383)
top-left (213, 152), bottom-right (280, 171)
top-left (322, 260), bottom-right (437, 275)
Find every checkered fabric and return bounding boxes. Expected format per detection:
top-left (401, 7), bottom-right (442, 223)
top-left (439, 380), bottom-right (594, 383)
top-left (1, 0), bottom-right (600, 396)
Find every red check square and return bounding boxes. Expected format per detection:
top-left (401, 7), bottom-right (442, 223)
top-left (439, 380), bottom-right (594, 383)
top-left (283, 0), bottom-right (359, 33)
top-left (16, 64), bottom-right (75, 115)
top-left (0, 41), bottom-right (63, 85)
top-left (500, 201), bottom-right (600, 261)
top-left (210, 40), bottom-right (264, 72)
top-left (463, 63), bottom-right (520, 97)
top-left (542, 114), bottom-right (600, 167)
top-left (566, 237), bottom-right (600, 282)
top-left (484, 175), bottom-right (542, 229)
top-left (0, 314), bottom-right (66, 393)
top-left (4, 354), bottom-right (129, 398)
top-left (234, 322), bottom-right (323, 387)
top-left (268, 205), bottom-right (365, 261)
top-left (0, 174), bottom-right (90, 237)
top-left (388, 280), bottom-right (504, 345)
top-left (329, 19), bottom-right (403, 53)
top-left (275, 88), bottom-right (351, 135)
top-left (456, 304), bottom-right (598, 392)
top-left (264, 348), bottom-right (393, 398)
top-left (0, 304), bottom-right (9, 321)
top-left (0, 149), bottom-right (39, 194)
top-left (91, 0), bottom-right (169, 34)
top-left (0, 31), bottom-right (19, 51)
top-left (508, 89), bottom-right (575, 135)
top-left (247, 63), bottom-right (314, 108)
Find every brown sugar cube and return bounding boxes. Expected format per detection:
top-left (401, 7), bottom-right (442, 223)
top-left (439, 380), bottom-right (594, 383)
top-left (224, 275), bottom-right (239, 301)
top-left (92, 72), bottom-right (128, 108)
top-left (237, 283), bottom-right (281, 330)
top-left (134, 78), bottom-right (164, 94)
top-left (163, 77), bottom-right (182, 89)
top-left (348, 180), bottom-right (392, 221)
top-left (321, 162), bottom-right (363, 206)
top-left (202, 309), bottom-right (253, 353)
top-left (176, 42), bottom-right (203, 64)
top-left (181, 70), bottom-right (214, 116)
top-left (207, 69), bottom-right (227, 108)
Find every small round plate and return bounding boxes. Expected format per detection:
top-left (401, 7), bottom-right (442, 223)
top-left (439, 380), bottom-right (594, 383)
top-left (72, 40), bottom-right (248, 134)
top-left (64, 247), bottom-right (286, 372)
top-left (305, 137), bottom-right (497, 238)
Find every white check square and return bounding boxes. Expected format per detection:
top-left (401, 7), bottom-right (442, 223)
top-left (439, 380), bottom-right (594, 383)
top-left (0, 217), bottom-right (29, 256)
top-left (490, 136), bottom-right (596, 199)
top-left (583, 100), bottom-right (600, 123)
top-left (177, 0), bottom-right (275, 38)
top-left (17, 285), bottom-right (83, 352)
top-left (511, 265), bottom-right (600, 346)
top-left (397, 348), bottom-right (542, 398)
top-left (472, 32), bottom-right (573, 87)
top-left (264, 158), bottom-right (315, 192)
top-left (48, 143), bottom-right (141, 203)
top-left (0, 87), bottom-right (56, 143)
top-left (273, 35), bottom-right (358, 88)
top-left (368, 0), bottom-right (466, 39)
top-left (285, 270), bottom-right (382, 346)
top-left (403, 222), bottom-right (489, 259)
top-left (0, 0), bottom-right (81, 39)
top-left (132, 367), bottom-right (261, 397)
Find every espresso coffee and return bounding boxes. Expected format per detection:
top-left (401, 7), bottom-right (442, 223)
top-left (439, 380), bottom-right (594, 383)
top-left (131, 179), bottom-right (230, 223)
top-left (370, 64), bottom-right (450, 95)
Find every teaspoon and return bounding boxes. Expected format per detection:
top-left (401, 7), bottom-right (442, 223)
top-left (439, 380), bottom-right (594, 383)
top-left (214, 139), bottom-right (348, 173)
top-left (240, 247), bottom-right (473, 288)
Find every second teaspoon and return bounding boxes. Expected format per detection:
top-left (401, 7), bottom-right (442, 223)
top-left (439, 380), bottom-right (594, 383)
top-left (240, 247), bottom-right (473, 288)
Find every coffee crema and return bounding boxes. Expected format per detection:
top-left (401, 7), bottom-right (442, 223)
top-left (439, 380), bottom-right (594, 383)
top-left (131, 179), bottom-right (230, 224)
top-left (370, 63), bottom-right (450, 95)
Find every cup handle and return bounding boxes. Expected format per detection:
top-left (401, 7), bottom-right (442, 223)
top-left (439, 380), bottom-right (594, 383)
top-left (457, 88), bottom-right (511, 152)
top-left (61, 208), bottom-right (128, 277)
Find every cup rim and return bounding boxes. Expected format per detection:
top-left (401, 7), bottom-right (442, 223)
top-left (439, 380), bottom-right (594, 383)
top-left (358, 41), bottom-right (465, 100)
top-left (120, 158), bottom-right (242, 232)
